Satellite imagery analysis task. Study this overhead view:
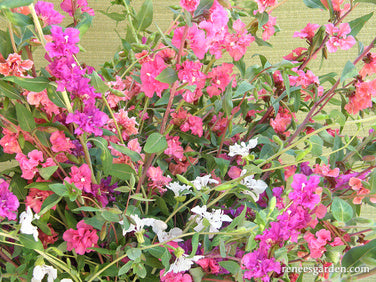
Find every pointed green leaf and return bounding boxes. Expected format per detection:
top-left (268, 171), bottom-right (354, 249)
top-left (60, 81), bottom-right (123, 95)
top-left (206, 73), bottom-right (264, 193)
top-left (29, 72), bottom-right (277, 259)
top-left (108, 163), bottom-right (135, 181)
top-left (15, 103), bottom-right (36, 132)
top-left (348, 12), bottom-right (373, 37)
top-left (39, 194), bottom-right (62, 216)
top-left (3, 76), bottom-right (49, 92)
top-left (136, 0), bottom-right (153, 31)
top-left (303, 0), bottom-right (327, 9)
top-left (341, 61), bottom-right (358, 83)
top-left (39, 166), bottom-right (58, 180)
top-left (342, 239), bottom-right (376, 268)
top-left (0, 81), bottom-right (22, 99)
top-left (331, 197), bottom-right (353, 223)
top-left (0, 0), bottom-right (33, 9)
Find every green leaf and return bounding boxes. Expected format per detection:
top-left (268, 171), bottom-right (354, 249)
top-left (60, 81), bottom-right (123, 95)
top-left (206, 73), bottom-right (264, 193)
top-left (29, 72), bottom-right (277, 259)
top-left (18, 234), bottom-right (43, 251)
top-left (255, 11), bottom-right (269, 28)
top-left (89, 137), bottom-right (113, 174)
top-left (39, 166), bottom-right (58, 180)
top-left (214, 157), bottom-right (230, 177)
top-left (99, 10), bottom-right (126, 22)
top-left (218, 261), bottom-right (240, 275)
top-left (110, 142), bottom-right (142, 162)
top-left (329, 109), bottom-right (346, 126)
top-left (194, 0), bottom-right (214, 17)
top-left (0, 30), bottom-right (12, 58)
top-left (234, 81), bottom-right (254, 98)
top-left (144, 132), bottom-right (168, 154)
top-left (108, 163), bottom-right (135, 181)
top-left (73, 206), bottom-right (102, 212)
top-left (10, 173), bottom-right (27, 200)
top-left (331, 197), bottom-right (353, 223)
top-left (25, 182), bottom-right (50, 191)
top-left (303, 0), bottom-right (327, 9)
top-left (342, 239), bottom-right (376, 268)
top-left (90, 71), bottom-right (108, 94)
top-left (133, 263), bottom-right (147, 278)
top-left (310, 135), bottom-right (323, 156)
top-left (76, 13), bottom-right (94, 38)
top-left (49, 183), bottom-right (67, 196)
top-left (15, 103), bottom-right (36, 132)
top-left (136, 0), bottom-right (153, 31)
top-left (39, 194), bottom-right (62, 216)
top-left (3, 76), bottom-right (49, 92)
top-left (0, 0), bottom-right (33, 9)
top-left (129, 193), bottom-right (155, 202)
top-left (127, 248), bottom-right (141, 261)
top-left (118, 261), bottom-right (133, 276)
top-left (46, 86), bottom-right (66, 108)
top-left (0, 81), bottom-right (22, 99)
top-left (340, 61), bottom-right (358, 83)
top-left (348, 12), bottom-right (373, 37)
top-left (155, 67), bottom-right (178, 85)
top-left (189, 233), bottom-right (200, 258)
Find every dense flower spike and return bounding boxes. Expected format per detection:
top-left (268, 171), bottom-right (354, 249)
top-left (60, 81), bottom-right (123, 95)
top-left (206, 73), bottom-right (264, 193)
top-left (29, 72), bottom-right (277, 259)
top-left (45, 26), bottom-right (80, 57)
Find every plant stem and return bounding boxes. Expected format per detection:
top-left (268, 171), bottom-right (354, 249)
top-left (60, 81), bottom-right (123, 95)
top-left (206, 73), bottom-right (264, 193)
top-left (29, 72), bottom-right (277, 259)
top-left (29, 4), bottom-right (46, 48)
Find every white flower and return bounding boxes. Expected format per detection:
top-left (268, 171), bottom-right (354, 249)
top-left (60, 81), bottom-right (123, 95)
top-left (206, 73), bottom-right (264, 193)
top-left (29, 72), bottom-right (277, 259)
top-left (240, 169), bottom-right (268, 201)
top-left (61, 280), bottom-right (73, 282)
top-left (228, 138), bottom-right (258, 157)
top-left (157, 227), bottom-right (183, 242)
top-left (19, 207), bottom-right (39, 241)
top-left (167, 254), bottom-right (204, 274)
top-left (192, 175), bottom-right (219, 190)
top-left (190, 205), bottom-right (232, 238)
top-left (120, 214), bottom-right (159, 235)
top-left (31, 265), bottom-right (57, 282)
top-left (166, 182), bottom-right (191, 197)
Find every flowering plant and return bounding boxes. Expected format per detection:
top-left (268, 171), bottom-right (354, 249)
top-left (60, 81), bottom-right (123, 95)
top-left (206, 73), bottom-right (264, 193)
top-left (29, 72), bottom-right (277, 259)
top-left (1, 0), bottom-right (376, 281)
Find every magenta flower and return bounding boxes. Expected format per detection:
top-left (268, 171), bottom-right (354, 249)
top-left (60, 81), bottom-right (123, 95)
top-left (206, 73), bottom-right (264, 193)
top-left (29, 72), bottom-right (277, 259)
top-left (0, 179), bottom-right (19, 221)
top-left (66, 105), bottom-right (109, 136)
top-left (325, 23), bottom-right (356, 53)
top-left (140, 56), bottom-right (169, 98)
top-left (225, 19), bottom-right (255, 61)
top-left (289, 174), bottom-right (321, 210)
top-left (35, 1), bottom-right (64, 27)
top-left (45, 26), bottom-right (80, 58)
top-left (61, 0), bottom-right (94, 17)
top-left (207, 63), bottom-right (236, 97)
top-left (63, 220), bottom-right (98, 255)
top-left (180, 0), bottom-right (200, 12)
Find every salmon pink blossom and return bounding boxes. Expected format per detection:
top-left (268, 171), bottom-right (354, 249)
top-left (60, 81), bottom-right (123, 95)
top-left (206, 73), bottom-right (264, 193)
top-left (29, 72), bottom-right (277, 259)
top-left (325, 23), bottom-right (355, 53)
top-left (294, 23), bottom-right (320, 40)
top-left (172, 24), bottom-right (208, 59)
top-left (64, 164), bottom-right (92, 193)
top-left (0, 53), bottom-right (33, 77)
top-left (63, 220), bottom-right (98, 255)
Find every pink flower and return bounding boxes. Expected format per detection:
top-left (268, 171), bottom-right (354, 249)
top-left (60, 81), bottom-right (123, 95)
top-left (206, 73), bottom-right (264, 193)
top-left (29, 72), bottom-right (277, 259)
top-left (63, 220), bottom-right (98, 255)
top-left (160, 269), bottom-right (192, 282)
top-left (165, 135), bottom-right (184, 160)
top-left (64, 164), bottom-right (92, 193)
top-left (15, 150), bottom-right (44, 180)
top-left (50, 131), bottom-right (74, 153)
top-left (360, 53), bottom-right (376, 77)
top-left (177, 60), bottom-right (206, 103)
top-left (147, 167), bottom-right (172, 194)
top-left (180, 0), bottom-right (200, 12)
top-left (35, 1), bottom-right (64, 27)
top-left (180, 116), bottom-right (204, 137)
top-left (207, 63), bottom-right (236, 97)
top-left (325, 23), bottom-right (355, 53)
top-left (345, 79), bottom-right (376, 114)
top-left (293, 23), bottom-right (320, 40)
top-left (25, 188), bottom-right (54, 213)
top-left (172, 24), bottom-right (208, 59)
top-left (0, 53), bottom-right (33, 77)
top-left (225, 19), bottom-right (255, 61)
top-left (140, 56), bottom-right (169, 98)
top-left (313, 163), bottom-right (339, 177)
top-left (255, 0), bottom-right (278, 13)
top-left (196, 258), bottom-right (221, 274)
top-left (26, 90), bottom-right (60, 117)
top-left (61, 0), bottom-right (94, 17)
top-left (262, 15), bottom-right (277, 41)
top-left (0, 128), bottom-right (22, 154)
top-left (228, 166), bottom-right (242, 179)
top-left (270, 108), bottom-right (292, 136)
